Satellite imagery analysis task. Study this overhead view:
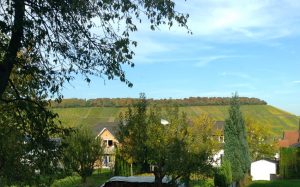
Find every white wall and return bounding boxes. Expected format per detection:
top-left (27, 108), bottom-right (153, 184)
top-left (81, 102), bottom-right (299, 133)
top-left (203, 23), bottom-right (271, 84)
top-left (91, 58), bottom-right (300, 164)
top-left (251, 160), bottom-right (277, 181)
top-left (212, 149), bottom-right (224, 167)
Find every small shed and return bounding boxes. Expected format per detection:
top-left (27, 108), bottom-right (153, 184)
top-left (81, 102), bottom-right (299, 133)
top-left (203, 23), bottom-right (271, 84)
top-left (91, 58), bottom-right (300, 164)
top-left (251, 159), bottom-right (277, 181)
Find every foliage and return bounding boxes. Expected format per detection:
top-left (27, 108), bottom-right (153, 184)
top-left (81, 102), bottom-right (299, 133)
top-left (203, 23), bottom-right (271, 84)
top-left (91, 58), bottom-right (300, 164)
top-left (114, 151), bottom-right (131, 176)
top-left (248, 179), bottom-right (300, 187)
top-left (0, 53), bottom-right (66, 186)
top-left (224, 94), bottom-right (251, 183)
top-left (214, 159), bottom-right (233, 187)
top-left (0, 0), bottom-right (188, 185)
top-left (279, 148), bottom-right (300, 179)
top-left (0, 0), bottom-right (189, 98)
top-left (118, 94), bottom-right (216, 185)
top-left (246, 118), bottom-right (278, 161)
top-left (117, 93), bottom-right (149, 172)
top-left (51, 169), bottom-right (112, 187)
top-left (63, 127), bottom-right (104, 183)
top-left (51, 97), bottom-right (267, 108)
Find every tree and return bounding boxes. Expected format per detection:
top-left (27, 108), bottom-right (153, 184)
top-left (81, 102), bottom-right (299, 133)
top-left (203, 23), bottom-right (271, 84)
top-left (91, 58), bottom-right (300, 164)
top-left (0, 46), bottom-right (67, 185)
top-left (0, 0), bottom-right (189, 98)
top-left (245, 117), bottom-right (277, 161)
top-left (117, 93), bottom-right (149, 173)
top-left (63, 127), bottom-right (104, 183)
top-left (1, 1), bottom-right (188, 184)
top-left (224, 94), bottom-right (251, 185)
top-left (214, 159), bottom-right (232, 187)
top-left (118, 96), bottom-right (216, 186)
top-left (167, 114), bottom-right (218, 186)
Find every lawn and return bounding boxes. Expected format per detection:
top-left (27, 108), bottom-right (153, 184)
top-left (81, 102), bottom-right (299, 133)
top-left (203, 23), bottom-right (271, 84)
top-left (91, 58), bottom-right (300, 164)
top-left (51, 169), bottom-right (112, 187)
top-left (248, 180), bottom-right (300, 187)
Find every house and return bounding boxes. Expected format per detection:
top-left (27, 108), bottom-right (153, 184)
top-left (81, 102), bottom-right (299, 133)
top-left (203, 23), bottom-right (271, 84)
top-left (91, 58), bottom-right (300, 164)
top-left (211, 121), bottom-right (225, 167)
top-left (278, 130), bottom-right (300, 148)
top-left (251, 159), bottom-right (278, 181)
top-left (214, 121), bottom-right (225, 143)
top-left (212, 149), bottom-right (224, 167)
top-left (95, 122), bottom-right (119, 168)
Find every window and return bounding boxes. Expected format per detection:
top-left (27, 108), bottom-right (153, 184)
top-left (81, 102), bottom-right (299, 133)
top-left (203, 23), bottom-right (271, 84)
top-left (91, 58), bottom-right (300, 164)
top-left (108, 140), bottom-right (113, 147)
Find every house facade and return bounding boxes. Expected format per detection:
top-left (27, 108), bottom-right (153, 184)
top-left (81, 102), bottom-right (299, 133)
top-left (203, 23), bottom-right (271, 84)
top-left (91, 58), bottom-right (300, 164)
top-left (95, 122), bottom-right (119, 168)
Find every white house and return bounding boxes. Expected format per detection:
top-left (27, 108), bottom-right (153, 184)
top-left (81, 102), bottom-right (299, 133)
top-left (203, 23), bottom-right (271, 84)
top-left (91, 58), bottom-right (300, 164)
top-left (251, 159), bottom-right (277, 181)
top-left (212, 149), bottom-right (224, 167)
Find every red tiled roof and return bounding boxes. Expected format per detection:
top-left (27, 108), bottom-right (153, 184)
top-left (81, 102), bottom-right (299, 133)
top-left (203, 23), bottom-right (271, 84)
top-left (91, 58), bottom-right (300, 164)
top-left (278, 131), bottom-right (300, 148)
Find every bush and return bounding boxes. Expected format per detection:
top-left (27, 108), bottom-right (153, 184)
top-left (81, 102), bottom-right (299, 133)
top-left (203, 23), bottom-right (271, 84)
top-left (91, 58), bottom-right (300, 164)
top-left (214, 160), bottom-right (232, 187)
top-left (280, 148), bottom-right (300, 179)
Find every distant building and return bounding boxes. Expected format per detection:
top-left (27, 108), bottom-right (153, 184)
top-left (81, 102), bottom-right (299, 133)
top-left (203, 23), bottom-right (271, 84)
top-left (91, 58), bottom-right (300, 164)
top-left (214, 121), bottom-right (225, 143)
top-left (95, 122), bottom-right (119, 168)
top-left (278, 130), bottom-right (300, 148)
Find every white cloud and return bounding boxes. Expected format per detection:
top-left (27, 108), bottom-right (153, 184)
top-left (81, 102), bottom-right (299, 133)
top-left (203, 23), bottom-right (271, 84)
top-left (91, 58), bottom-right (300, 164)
top-left (160, 0), bottom-right (300, 42)
top-left (292, 80), bottom-right (300, 84)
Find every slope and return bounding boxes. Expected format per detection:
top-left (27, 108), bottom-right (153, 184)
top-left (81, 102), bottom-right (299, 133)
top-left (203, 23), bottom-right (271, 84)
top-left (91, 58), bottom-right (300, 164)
top-left (53, 105), bottom-right (298, 137)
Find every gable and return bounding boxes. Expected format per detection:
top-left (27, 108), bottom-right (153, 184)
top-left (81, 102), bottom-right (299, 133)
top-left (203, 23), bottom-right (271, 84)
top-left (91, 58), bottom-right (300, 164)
top-left (97, 128), bottom-right (118, 143)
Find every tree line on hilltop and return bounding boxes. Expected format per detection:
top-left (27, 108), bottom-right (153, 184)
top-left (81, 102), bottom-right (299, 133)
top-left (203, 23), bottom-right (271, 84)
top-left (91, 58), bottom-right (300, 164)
top-left (50, 97), bottom-right (267, 108)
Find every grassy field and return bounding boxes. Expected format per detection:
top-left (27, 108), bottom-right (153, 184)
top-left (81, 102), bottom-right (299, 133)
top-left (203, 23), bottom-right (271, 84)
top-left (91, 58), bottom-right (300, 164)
top-left (53, 105), bottom-right (299, 137)
top-left (248, 180), bottom-right (300, 187)
top-left (51, 169), bottom-right (112, 187)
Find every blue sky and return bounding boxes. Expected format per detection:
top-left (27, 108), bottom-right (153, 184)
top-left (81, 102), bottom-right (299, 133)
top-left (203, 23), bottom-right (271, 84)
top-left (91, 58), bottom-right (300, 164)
top-left (62, 0), bottom-right (300, 115)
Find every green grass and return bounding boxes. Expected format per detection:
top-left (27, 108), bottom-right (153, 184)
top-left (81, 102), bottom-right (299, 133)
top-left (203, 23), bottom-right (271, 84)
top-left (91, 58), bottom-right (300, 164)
top-left (190, 178), bottom-right (214, 187)
top-left (248, 179), bottom-right (300, 187)
top-left (51, 169), bottom-right (112, 187)
top-left (53, 105), bottom-right (299, 137)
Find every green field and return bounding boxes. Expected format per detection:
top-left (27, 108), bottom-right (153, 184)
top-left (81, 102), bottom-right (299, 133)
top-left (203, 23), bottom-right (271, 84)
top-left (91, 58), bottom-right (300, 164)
top-left (53, 105), bottom-right (299, 137)
top-left (248, 180), bottom-right (300, 187)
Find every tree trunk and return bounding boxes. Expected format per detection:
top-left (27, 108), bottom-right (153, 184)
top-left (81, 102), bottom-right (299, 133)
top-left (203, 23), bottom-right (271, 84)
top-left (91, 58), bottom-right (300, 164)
top-left (0, 0), bottom-right (25, 99)
top-left (154, 171), bottom-right (164, 187)
top-left (82, 175), bottom-right (87, 185)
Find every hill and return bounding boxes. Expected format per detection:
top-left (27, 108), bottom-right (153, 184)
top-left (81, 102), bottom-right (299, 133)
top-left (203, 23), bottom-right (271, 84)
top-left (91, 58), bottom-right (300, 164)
top-left (53, 105), bottom-right (298, 137)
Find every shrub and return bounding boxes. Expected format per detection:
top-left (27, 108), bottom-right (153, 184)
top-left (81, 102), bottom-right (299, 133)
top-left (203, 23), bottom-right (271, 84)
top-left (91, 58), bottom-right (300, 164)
top-left (214, 160), bottom-right (232, 187)
top-left (280, 148), bottom-right (300, 179)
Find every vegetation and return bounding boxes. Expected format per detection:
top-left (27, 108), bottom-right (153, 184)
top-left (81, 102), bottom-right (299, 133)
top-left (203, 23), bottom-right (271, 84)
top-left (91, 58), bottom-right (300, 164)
top-left (51, 169), bottom-right (112, 187)
top-left (63, 127), bottom-right (104, 183)
top-left (246, 118), bottom-right (278, 161)
top-left (117, 95), bottom-right (217, 185)
top-left (214, 159), bottom-right (232, 187)
top-left (224, 94), bottom-right (251, 185)
top-left (279, 148), bottom-right (300, 179)
top-left (0, 0), bottom-right (189, 98)
top-left (248, 179), bottom-right (300, 187)
top-left (0, 0), bottom-right (188, 184)
top-left (53, 105), bottom-right (298, 137)
top-left (50, 97), bottom-right (267, 108)
top-left (0, 56), bottom-right (66, 186)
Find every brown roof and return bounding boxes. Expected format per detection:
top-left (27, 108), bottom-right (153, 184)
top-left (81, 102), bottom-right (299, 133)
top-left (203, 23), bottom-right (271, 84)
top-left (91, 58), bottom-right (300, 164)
top-left (278, 131), bottom-right (300, 148)
top-left (214, 121), bottom-right (225, 130)
top-left (91, 122), bottom-right (119, 137)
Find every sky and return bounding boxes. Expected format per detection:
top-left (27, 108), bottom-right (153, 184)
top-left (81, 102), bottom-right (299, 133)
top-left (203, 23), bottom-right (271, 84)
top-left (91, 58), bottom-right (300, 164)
top-left (62, 0), bottom-right (300, 115)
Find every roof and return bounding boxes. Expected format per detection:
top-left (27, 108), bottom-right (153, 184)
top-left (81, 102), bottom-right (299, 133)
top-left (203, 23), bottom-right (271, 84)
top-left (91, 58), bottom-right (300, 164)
top-left (92, 122), bottom-right (119, 137)
top-left (290, 142), bottom-right (300, 148)
top-left (106, 176), bottom-right (170, 184)
top-left (278, 130), bottom-right (300, 148)
top-left (251, 159), bottom-right (278, 164)
top-left (214, 121), bottom-right (225, 130)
